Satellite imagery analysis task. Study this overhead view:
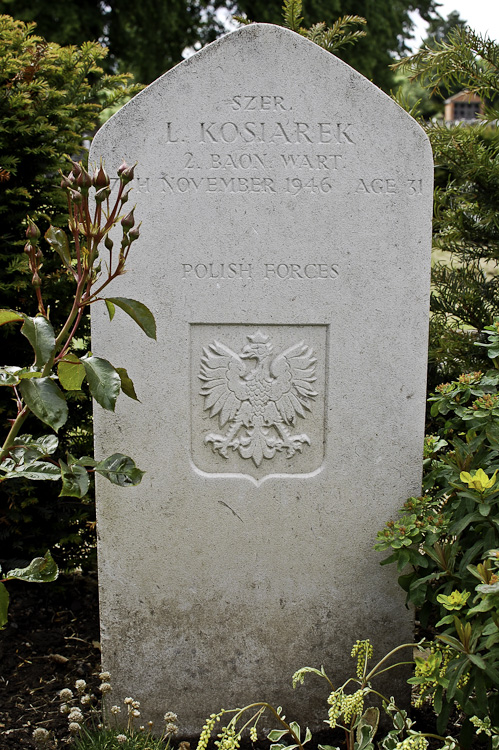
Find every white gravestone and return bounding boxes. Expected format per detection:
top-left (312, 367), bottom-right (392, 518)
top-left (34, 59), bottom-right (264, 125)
top-left (90, 24), bottom-right (433, 735)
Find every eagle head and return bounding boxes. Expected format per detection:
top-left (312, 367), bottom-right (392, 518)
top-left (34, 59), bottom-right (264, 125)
top-left (240, 330), bottom-right (273, 362)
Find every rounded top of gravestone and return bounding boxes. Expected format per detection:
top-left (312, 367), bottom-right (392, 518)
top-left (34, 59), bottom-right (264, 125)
top-left (93, 22), bottom-right (430, 152)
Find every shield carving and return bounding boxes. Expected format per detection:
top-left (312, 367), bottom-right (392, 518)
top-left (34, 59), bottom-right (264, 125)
top-left (190, 324), bottom-right (327, 484)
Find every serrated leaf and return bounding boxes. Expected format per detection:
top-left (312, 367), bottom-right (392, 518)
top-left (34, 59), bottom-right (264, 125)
top-left (58, 353), bottom-right (85, 390)
top-left (59, 460), bottom-right (90, 497)
top-left (45, 226), bottom-right (72, 268)
top-left (19, 377), bottom-right (68, 430)
top-left (21, 316), bottom-right (56, 369)
top-left (6, 551), bottom-right (58, 583)
top-left (0, 582), bottom-right (9, 630)
top-left (95, 453), bottom-right (144, 486)
top-left (104, 297), bottom-right (156, 339)
top-left (116, 367), bottom-right (139, 401)
top-left (1, 461), bottom-right (60, 480)
top-left (105, 299), bottom-right (116, 321)
top-left (0, 309), bottom-right (24, 326)
top-left (7, 434), bottom-right (59, 464)
top-left (82, 356), bottom-right (121, 411)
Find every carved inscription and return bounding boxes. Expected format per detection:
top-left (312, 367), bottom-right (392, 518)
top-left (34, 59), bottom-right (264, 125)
top-left (181, 262), bottom-right (340, 280)
top-left (199, 330), bottom-right (317, 467)
top-left (124, 93), bottom-right (426, 198)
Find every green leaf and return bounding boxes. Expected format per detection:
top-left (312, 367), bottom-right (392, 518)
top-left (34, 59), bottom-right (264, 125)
top-left (21, 316), bottom-right (56, 369)
top-left (268, 731), bottom-right (288, 742)
top-left (19, 377), bottom-right (68, 431)
top-left (289, 723), bottom-right (301, 741)
top-left (434, 685), bottom-right (443, 714)
top-left (59, 460), bottom-right (90, 497)
top-left (45, 226), bottom-right (72, 268)
top-left (116, 367), bottom-right (139, 401)
top-left (58, 353), bottom-right (85, 390)
top-left (5, 434), bottom-right (58, 468)
top-left (95, 453), bottom-right (144, 486)
top-left (357, 708), bottom-right (379, 744)
top-left (467, 653), bottom-right (486, 669)
top-left (0, 366), bottom-right (21, 385)
top-left (105, 299), bottom-right (116, 321)
top-left (82, 356), bottom-right (121, 411)
top-left (104, 297), bottom-right (156, 339)
top-left (449, 513), bottom-right (483, 536)
top-left (0, 582), bottom-right (9, 630)
top-left (0, 309), bottom-right (24, 326)
top-left (17, 369), bottom-right (43, 380)
top-left (6, 551), bottom-right (58, 583)
top-left (74, 456), bottom-right (97, 467)
top-left (1, 461), bottom-right (60, 481)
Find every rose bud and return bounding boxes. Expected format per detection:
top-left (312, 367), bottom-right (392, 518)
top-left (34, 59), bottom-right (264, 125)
top-left (25, 221), bottom-right (40, 241)
top-left (93, 163), bottom-right (110, 188)
top-left (121, 209), bottom-right (135, 231)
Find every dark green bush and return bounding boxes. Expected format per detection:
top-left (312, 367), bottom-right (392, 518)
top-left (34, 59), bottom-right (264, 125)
top-left (376, 327), bottom-right (499, 746)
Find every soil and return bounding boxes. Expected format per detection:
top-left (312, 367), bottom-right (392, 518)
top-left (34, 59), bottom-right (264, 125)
top-left (0, 574), bottom-right (462, 750)
top-left (0, 573), bottom-right (101, 749)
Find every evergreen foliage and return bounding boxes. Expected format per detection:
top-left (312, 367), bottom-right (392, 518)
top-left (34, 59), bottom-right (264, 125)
top-left (6, 0), bottom-right (440, 90)
top-left (278, 0), bottom-right (367, 56)
top-left (231, 0), bottom-right (439, 91)
top-left (3, 0), bottom-right (226, 85)
top-left (394, 28), bottom-right (499, 387)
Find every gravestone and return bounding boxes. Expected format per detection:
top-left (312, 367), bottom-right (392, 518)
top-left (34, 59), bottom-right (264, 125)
top-left (90, 24), bottom-right (433, 735)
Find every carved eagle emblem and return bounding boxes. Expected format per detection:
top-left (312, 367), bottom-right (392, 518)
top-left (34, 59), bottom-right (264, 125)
top-left (199, 330), bottom-right (318, 467)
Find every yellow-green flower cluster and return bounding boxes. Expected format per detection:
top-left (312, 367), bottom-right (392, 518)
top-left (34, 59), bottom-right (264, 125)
top-left (249, 726), bottom-right (258, 742)
top-left (197, 712), bottom-right (223, 750)
top-left (351, 639), bottom-right (373, 678)
top-left (436, 590), bottom-right (470, 610)
top-left (327, 689), bottom-right (364, 728)
top-left (460, 468), bottom-right (498, 492)
top-left (394, 736), bottom-right (428, 750)
top-left (215, 724), bottom-right (240, 750)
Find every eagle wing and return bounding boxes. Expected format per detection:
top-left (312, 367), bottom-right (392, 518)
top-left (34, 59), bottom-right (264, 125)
top-left (199, 341), bottom-right (249, 426)
top-left (269, 341), bottom-right (317, 424)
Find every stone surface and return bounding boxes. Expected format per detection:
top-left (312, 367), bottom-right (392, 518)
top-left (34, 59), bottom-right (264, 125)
top-left (90, 24), bottom-right (433, 736)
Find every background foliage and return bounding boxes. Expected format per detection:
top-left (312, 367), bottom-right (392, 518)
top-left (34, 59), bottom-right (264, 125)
top-left (4, 0), bottom-right (441, 89)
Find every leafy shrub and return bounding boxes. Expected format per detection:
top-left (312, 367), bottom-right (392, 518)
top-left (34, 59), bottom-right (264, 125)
top-left (0, 159), bottom-right (154, 625)
top-left (0, 15), bottom-right (140, 568)
top-left (375, 326), bottom-right (499, 745)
